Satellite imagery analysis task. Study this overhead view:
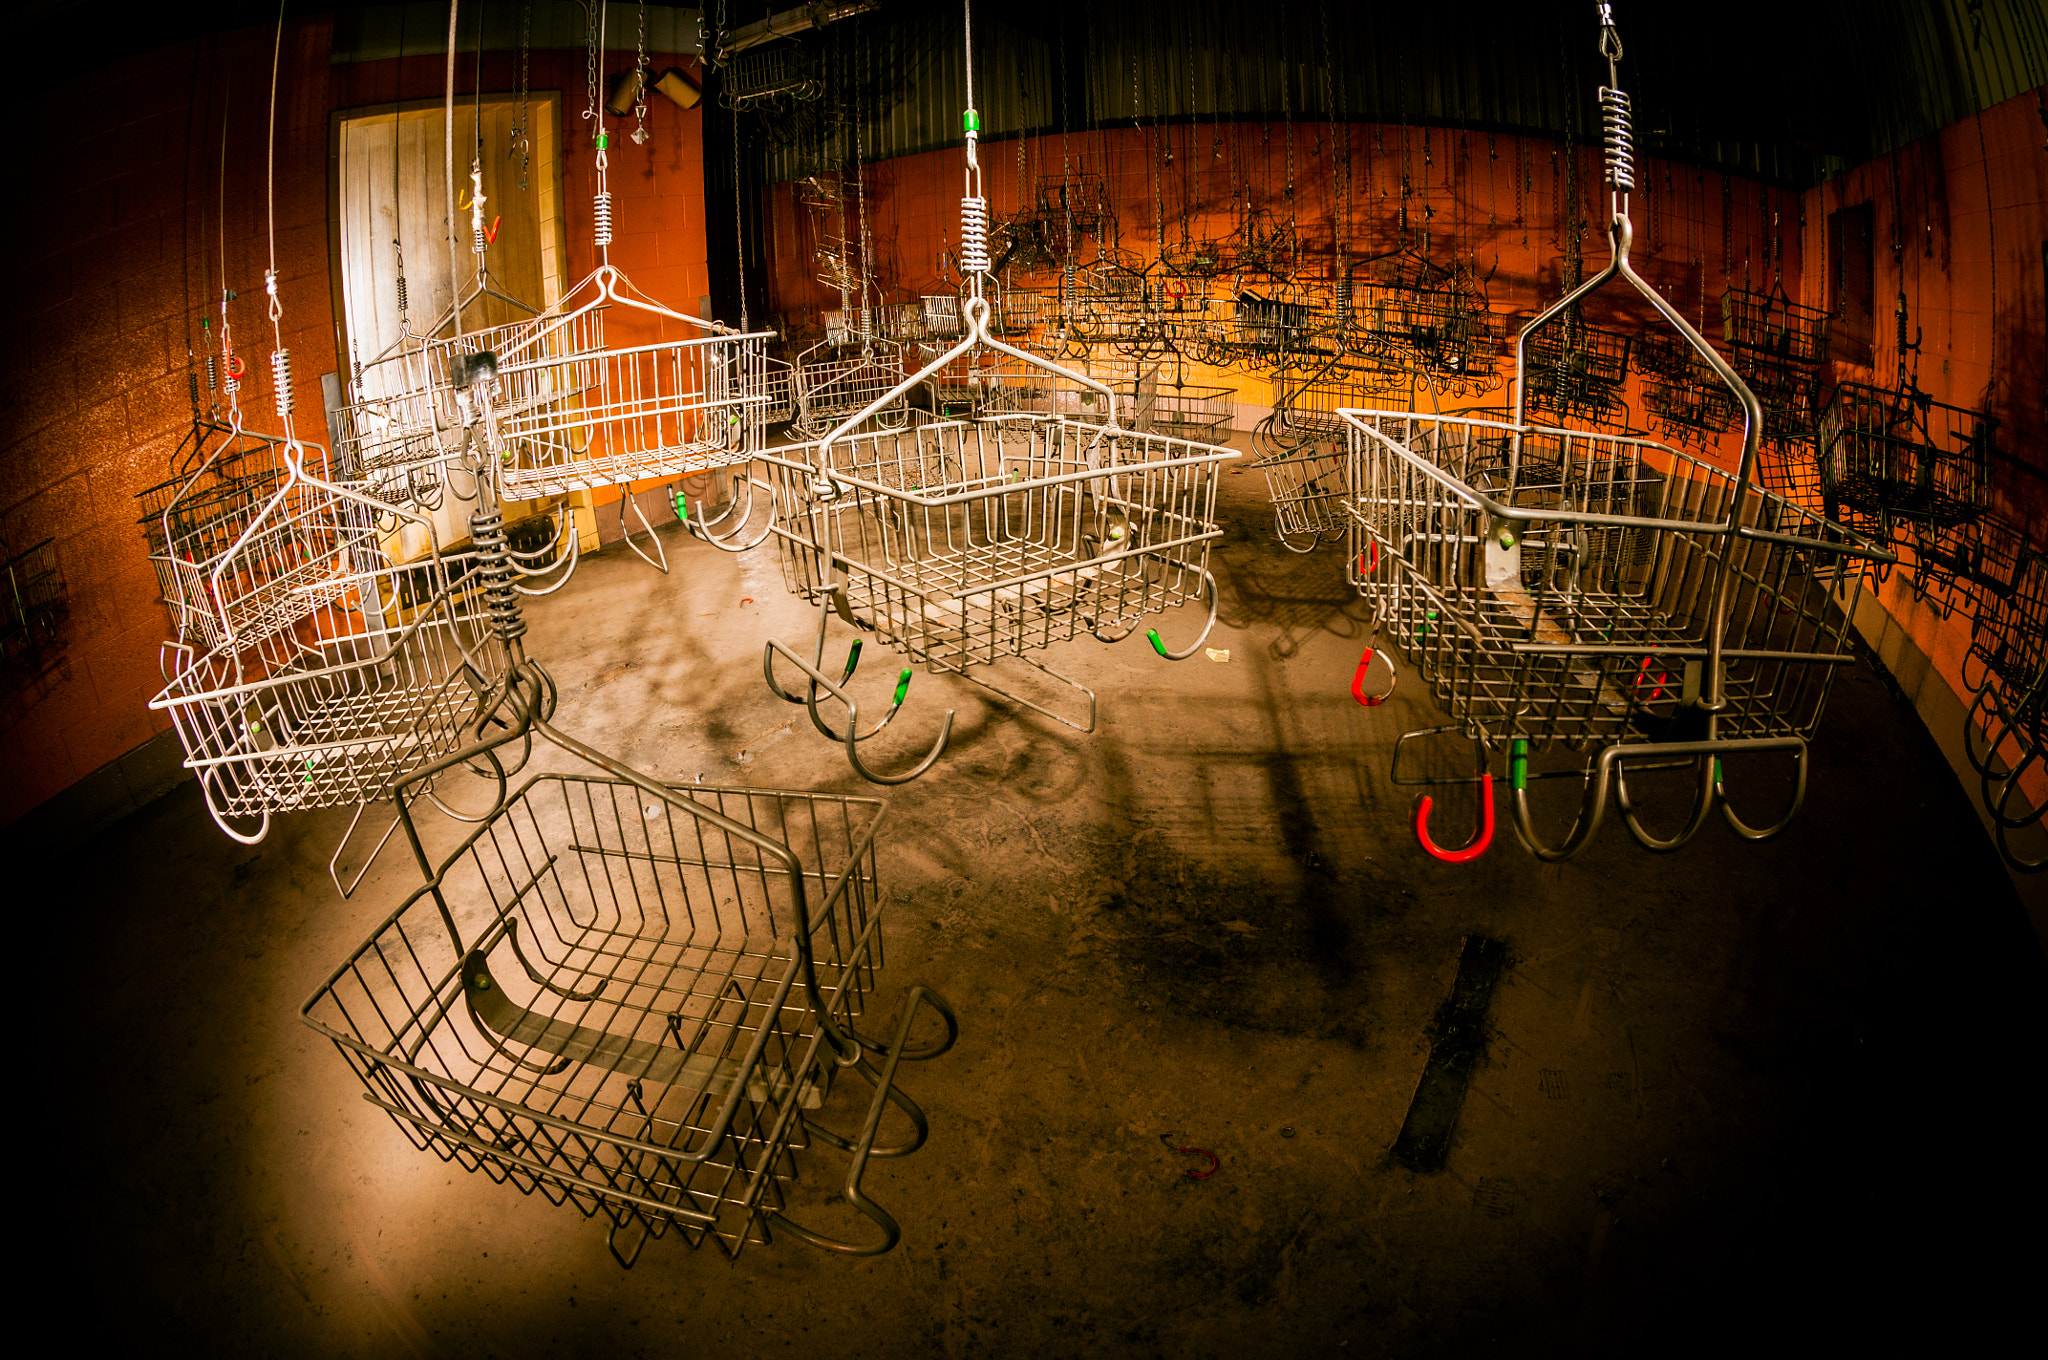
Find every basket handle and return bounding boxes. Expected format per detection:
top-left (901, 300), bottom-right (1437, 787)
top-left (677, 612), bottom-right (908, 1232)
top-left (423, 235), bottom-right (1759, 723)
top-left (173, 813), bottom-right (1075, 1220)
top-left (811, 294), bottom-right (1122, 461)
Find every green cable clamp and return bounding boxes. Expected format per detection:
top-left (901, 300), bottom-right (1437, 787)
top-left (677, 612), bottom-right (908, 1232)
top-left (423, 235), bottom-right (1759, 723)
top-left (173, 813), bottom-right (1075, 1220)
top-left (963, 110), bottom-right (980, 134)
top-left (596, 132), bottom-right (608, 150)
top-left (1510, 738), bottom-right (1529, 792)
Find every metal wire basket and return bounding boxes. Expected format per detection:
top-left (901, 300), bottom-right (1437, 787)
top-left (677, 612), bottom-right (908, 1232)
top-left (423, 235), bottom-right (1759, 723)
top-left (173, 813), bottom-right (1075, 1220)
top-left (138, 428), bottom-right (386, 652)
top-left (1522, 319), bottom-right (1632, 428)
top-left (0, 536), bottom-right (64, 668)
top-left (1720, 286), bottom-right (1830, 366)
top-left (1331, 26), bottom-right (1891, 862)
top-left (1251, 442), bottom-right (1350, 553)
top-left (767, 416), bottom-right (1233, 669)
top-left (1818, 381), bottom-right (1995, 531)
top-left (302, 690), bottom-right (958, 1264)
top-left (1344, 408), bottom-right (1885, 856)
top-left (793, 339), bottom-right (911, 436)
top-left (149, 551), bottom-right (504, 843)
top-left (332, 342), bottom-right (453, 495)
top-left (431, 266), bottom-right (774, 498)
top-left (1147, 383), bottom-right (1235, 442)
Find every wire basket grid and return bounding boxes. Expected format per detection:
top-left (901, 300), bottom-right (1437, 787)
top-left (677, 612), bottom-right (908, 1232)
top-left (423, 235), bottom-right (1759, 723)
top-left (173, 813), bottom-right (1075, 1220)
top-left (302, 774), bottom-right (890, 1260)
top-left (765, 418), bottom-right (1233, 673)
top-left (1343, 411), bottom-right (1880, 753)
top-left (150, 552), bottom-right (506, 836)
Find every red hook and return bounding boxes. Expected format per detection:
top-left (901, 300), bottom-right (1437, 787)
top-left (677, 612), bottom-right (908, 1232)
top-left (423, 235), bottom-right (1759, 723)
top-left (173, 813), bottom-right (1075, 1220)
top-left (485, 214), bottom-right (503, 244)
top-left (1352, 646), bottom-right (1395, 707)
top-left (225, 353), bottom-right (247, 378)
top-left (1415, 774), bottom-right (1495, 863)
top-left (1356, 541), bottom-right (1379, 576)
top-left (1159, 1135), bottom-right (1219, 1179)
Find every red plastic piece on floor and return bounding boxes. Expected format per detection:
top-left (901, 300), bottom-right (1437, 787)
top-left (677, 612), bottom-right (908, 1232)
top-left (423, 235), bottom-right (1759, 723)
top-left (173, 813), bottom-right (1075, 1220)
top-left (1415, 774), bottom-right (1495, 863)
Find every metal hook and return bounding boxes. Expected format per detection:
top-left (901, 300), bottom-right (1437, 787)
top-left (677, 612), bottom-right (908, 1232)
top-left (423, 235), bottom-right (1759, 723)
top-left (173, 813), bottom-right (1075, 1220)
top-left (1352, 645), bottom-right (1396, 707)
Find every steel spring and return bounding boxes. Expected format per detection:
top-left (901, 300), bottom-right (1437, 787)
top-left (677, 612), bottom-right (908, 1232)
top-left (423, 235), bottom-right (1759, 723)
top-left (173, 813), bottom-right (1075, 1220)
top-left (271, 349), bottom-right (295, 417)
top-left (594, 191), bottom-right (614, 247)
top-left (1600, 87), bottom-right (1635, 192)
top-left (188, 370), bottom-right (201, 410)
top-left (473, 221), bottom-right (488, 254)
top-left (467, 510), bottom-right (529, 642)
top-left (960, 196), bottom-right (990, 275)
top-left (204, 353), bottom-right (217, 390)
top-left (395, 274), bottom-right (408, 316)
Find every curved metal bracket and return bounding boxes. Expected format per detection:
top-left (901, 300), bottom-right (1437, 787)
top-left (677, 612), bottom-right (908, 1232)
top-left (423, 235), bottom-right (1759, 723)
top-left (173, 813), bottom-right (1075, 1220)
top-left (1141, 568), bottom-right (1221, 660)
top-left (1352, 645), bottom-right (1396, 707)
top-left (763, 635), bottom-right (952, 784)
top-left (511, 500), bottom-right (581, 597)
top-left (1416, 776), bottom-right (1495, 863)
top-left (613, 486), bottom-right (670, 574)
top-left (1613, 750), bottom-right (1718, 853)
top-left (1715, 744), bottom-right (1810, 842)
top-left (680, 474), bottom-right (780, 553)
top-left (765, 985), bottom-right (957, 1256)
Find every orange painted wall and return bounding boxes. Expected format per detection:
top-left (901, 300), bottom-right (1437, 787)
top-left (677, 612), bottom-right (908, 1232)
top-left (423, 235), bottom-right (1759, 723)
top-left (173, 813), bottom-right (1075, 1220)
top-left (1799, 91), bottom-right (2047, 734)
top-left (759, 120), bottom-right (1808, 475)
top-left (0, 21), bottom-right (708, 828)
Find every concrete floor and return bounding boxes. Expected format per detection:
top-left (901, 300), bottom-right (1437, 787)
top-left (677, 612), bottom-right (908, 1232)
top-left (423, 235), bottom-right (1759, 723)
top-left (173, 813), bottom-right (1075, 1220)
top-left (39, 455), bottom-right (2047, 1357)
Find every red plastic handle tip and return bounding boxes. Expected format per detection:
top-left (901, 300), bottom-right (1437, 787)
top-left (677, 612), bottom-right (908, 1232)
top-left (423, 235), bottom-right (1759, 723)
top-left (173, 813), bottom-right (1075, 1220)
top-left (1415, 774), bottom-right (1494, 863)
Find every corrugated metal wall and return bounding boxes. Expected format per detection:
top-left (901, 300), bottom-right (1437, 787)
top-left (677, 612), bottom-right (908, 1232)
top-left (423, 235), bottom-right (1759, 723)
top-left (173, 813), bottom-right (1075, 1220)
top-left (740, 0), bottom-right (2047, 189)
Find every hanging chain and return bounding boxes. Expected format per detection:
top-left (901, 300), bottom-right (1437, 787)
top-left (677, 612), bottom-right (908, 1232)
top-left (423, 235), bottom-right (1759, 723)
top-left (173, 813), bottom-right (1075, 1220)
top-left (512, 1), bottom-right (531, 189)
top-left (631, 1), bottom-right (651, 145)
top-left (588, 1), bottom-right (613, 250)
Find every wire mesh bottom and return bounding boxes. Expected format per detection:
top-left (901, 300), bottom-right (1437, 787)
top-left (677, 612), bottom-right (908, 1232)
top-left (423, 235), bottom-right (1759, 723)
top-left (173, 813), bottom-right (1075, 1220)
top-left (303, 776), bottom-right (887, 1259)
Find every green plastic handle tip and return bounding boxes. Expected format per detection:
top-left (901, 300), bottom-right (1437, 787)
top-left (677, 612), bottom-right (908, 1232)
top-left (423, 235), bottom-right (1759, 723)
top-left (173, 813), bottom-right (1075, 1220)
top-left (673, 492), bottom-right (689, 523)
top-left (1510, 738), bottom-right (1529, 792)
top-left (845, 639), bottom-right (863, 679)
top-left (893, 669), bottom-right (913, 706)
top-left (1146, 629), bottom-right (1168, 657)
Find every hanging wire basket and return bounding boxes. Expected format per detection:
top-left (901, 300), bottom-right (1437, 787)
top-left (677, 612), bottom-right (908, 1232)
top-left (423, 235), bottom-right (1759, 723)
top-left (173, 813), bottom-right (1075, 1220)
top-left (792, 338), bottom-right (911, 436)
top-left (149, 549), bottom-right (505, 843)
top-left (429, 266), bottom-right (775, 498)
top-left (302, 684), bottom-right (958, 1264)
top-left (1720, 286), bottom-right (1831, 366)
top-left (0, 536), bottom-right (64, 669)
top-left (1818, 381), bottom-right (1995, 531)
top-left (138, 428), bottom-right (386, 653)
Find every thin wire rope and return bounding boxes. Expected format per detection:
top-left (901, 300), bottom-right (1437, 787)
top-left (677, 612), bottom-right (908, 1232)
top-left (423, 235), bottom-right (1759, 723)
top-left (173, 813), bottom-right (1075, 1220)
top-left (446, 0), bottom-right (464, 340)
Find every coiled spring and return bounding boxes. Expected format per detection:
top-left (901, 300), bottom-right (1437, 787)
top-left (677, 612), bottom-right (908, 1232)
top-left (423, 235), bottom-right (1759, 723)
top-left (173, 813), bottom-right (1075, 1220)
top-left (468, 509), bottom-right (529, 643)
top-left (1599, 86), bottom-right (1635, 192)
top-left (960, 196), bottom-right (990, 275)
top-left (594, 191), bottom-right (614, 247)
top-left (473, 221), bottom-right (489, 255)
top-left (271, 349), bottom-right (295, 417)
top-left (204, 353), bottom-right (218, 391)
top-left (395, 273), bottom-right (408, 317)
